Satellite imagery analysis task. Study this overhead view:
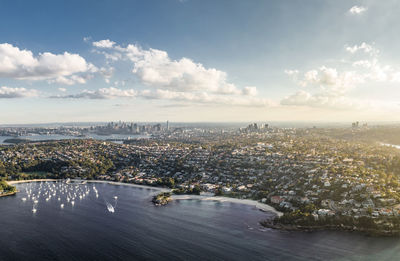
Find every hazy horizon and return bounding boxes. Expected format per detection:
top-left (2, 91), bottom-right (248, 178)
top-left (1, 120), bottom-right (400, 129)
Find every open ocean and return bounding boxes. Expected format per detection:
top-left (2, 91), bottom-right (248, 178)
top-left (1, 182), bottom-right (400, 261)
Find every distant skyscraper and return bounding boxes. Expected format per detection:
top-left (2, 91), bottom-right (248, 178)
top-left (166, 120), bottom-right (169, 131)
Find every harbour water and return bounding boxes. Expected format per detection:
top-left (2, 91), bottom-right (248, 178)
top-left (1, 182), bottom-right (400, 260)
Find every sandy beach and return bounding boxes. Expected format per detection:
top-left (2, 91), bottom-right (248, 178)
top-left (82, 180), bottom-right (170, 192)
top-left (172, 194), bottom-right (283, 217)
top-left (7, 179), bottom-right (59, 185)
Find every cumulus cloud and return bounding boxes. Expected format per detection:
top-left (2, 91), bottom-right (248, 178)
top-left (0, 43), bottom-right (97, 84)
top-left (281, 90), bottom-right (364, 110)
top-left (352, 58), bottom-right (400, 83)
top-left (89, 39), bottom-right (267, 107)
top-left (282, 42), bottom-right (400, 110)
top-left (99, 67), bottom-right (114, 83)
top-left (92, 40), bottom-right (255, 95)
top-left (299, 66), bottom-right (364, 96)
top-left (50, 74), bottom-right (94, 85)
top-left (352, 60), bottom-right (372, 68)
top-left (349, 5), bottom-right (367, 14)
top-left (0, 86), bottom-right (38, 98)
top-left (92, 39), bottom-right (116, 48)
top-left (284, 66), bottom-right (363, 109)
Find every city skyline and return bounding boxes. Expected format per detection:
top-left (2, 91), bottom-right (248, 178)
top-left (1, 0), bottom-right (400, 123)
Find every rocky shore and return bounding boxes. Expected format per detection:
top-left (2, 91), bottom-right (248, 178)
top-left (261, 220), bottom-right (400, 237)
top-left (0, 191), bottom-right (17, 197)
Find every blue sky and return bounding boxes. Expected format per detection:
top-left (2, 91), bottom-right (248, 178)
top-left (0, 0), bottom-right (400, 123)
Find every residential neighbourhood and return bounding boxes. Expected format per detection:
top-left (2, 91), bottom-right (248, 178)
top-left (2, 125), bottom-right (400, 234)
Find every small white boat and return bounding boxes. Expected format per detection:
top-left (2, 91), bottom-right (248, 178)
top-left (106, 202), bottom-right (115, 213)
top-left (60, 204), bottom-right (64, 208)
top-left (114, 196), bottom-right (118, 200)
top-left (21, 198), bottom-right (26, 201)
top-left (32, 208), bottom-right (37, 213)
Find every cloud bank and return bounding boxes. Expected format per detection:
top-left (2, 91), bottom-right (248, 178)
top-left (0, 43), bottom-right (97, 85)
top-left (0, 86), bottom-right (38, 98)
top-left (89, 39), bottom-right (269, 107)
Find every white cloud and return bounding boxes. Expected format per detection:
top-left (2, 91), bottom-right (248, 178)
top-left (284, 66), bottom-right (363, 109)
top-left (99, 67), bottom-right (114, 83)
top-left (349, 5), bottom-right (367, 14)
top-left (50, 87), bottom-right (137, 99)
top-left (345, 42), bottom-right (378, 56)
top-left (0, 43), bottom-right (97, 84)
top-left (352, 58), bottom-right (400, 83)
top-left (92, 39), bottom-right (116, 48)
top-left (280, 90), bottom-right (364, 110)
top-left (51, 87), bottom-right (271, 107)
top-left (280, 90), bottom-right (400, 112)
top-left (299, 66), bottom-right (363, 96)
top-left (352, 60), bottom-right (372, 68)
top-left (50, 74), bottom-right (94, 85)
top-left (282, 43), bottom-right (400, 110)
top-left (90, 40), bottom-right (266, 107)
top-left (93, 40), bottom-right (253, 95)
top-left (83, 36), bottom-right (91, 43)
top-left (242, 86), bottom-right (258, 96)
top-left (284, 69), bottom-right (299, 76)
top-left (140, 89), bottom-right (271, 107)
top-left (58, 88), bottom-right (67, 92)
top-left (0, 86), bottom-right (38, 98)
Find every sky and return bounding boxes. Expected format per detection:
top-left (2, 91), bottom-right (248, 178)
top-left (0, 0), bottom-right (400, 124)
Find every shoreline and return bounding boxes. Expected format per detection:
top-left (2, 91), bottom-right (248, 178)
top-left (0, 191), bottom-right (18, 197)
top-left (7, 179), bottom-right (169, 192)
top-left (261, 222), bottom-right (400, 237)
top-left (172, 194), bottom-right (283, 217)
top-left (6, 179), bottom-right (281, 216)
top-left (81, 180), bottom-right (170, 192)
top-left (7, 179), bottom-right (59, 185)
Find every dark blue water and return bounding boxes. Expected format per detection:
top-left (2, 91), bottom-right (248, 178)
top-left (1, 182), bottom-right (400, 261)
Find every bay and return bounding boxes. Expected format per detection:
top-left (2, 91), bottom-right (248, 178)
top-left (0, 182), bottom-right (399, 261)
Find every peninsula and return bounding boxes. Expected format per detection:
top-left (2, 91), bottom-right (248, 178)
top-left (0, 180), bottom-right (17, 197)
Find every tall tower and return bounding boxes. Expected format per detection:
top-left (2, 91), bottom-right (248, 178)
top-left (166, 120), bottom-right (169, 131)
